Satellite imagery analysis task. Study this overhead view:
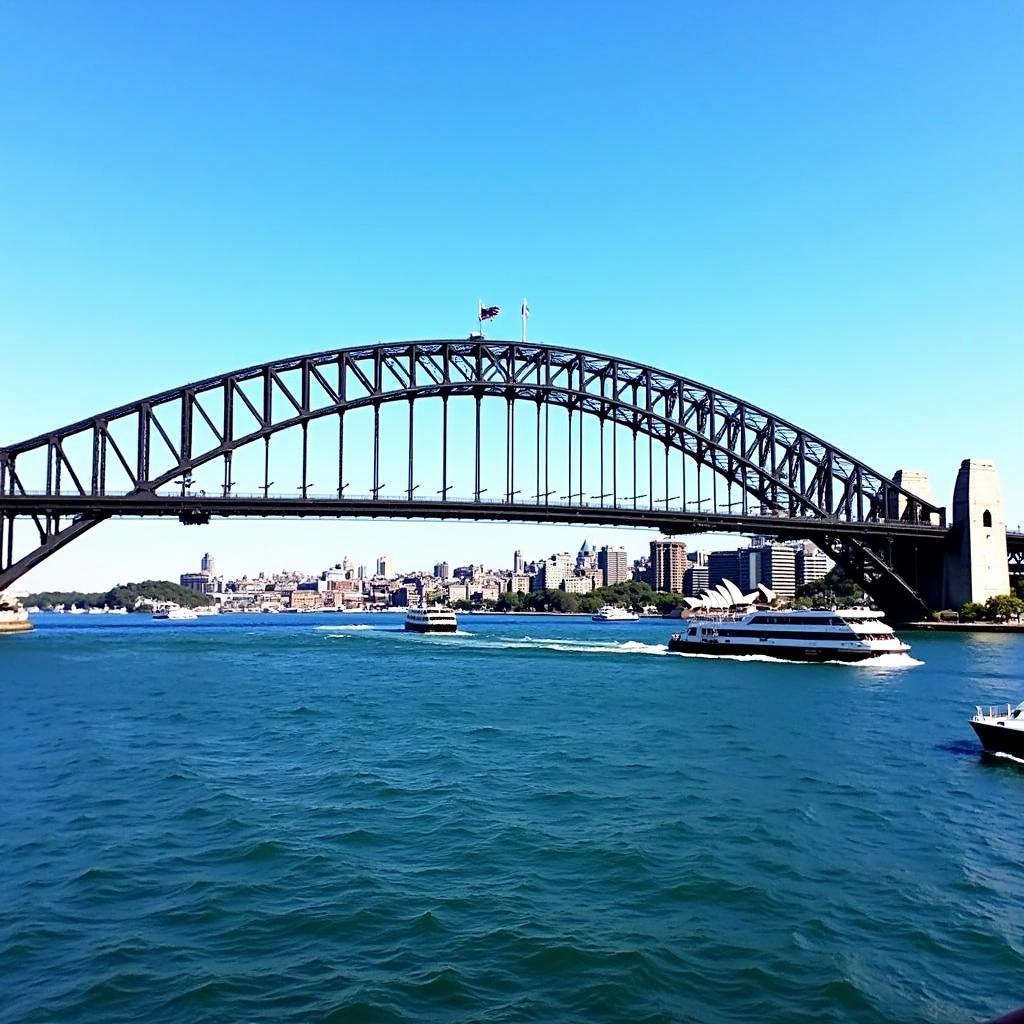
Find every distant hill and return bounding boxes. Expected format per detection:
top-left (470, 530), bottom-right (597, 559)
top-left (24, 580), bottom-right (214, 611)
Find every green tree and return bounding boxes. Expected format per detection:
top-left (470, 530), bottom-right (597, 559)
top-left (985, 594), bottom-right (1024, 622)
top-left (795, 566), bottom-right (866, 608)
top-left (25, 580), bottom-right (214, 611)
top-left (959, 601), bottom-right (986, 623)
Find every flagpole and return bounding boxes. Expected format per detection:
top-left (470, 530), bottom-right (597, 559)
top-left (521, 297), bottom-right (527, 344)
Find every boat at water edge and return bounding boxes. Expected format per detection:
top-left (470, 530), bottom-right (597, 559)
top-left (404, 606), bottom-right (458, 633)
top-left (592, 605), bottom-right (640, 622)
top-left (152, 606), bottom-right (199, 621)
top-left (970, 703), bottom-right (1024, 758)
top-left (0, 599), bottom-right (33, 635)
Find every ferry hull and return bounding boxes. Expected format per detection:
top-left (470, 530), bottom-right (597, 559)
top-left (0, 620), bottom-right (33, 635)
top-left (970, 721), bottom-right (1024, 758)
top-left (667, 638), bottom-right (892, 662)
top-left (404, 622), bottom-right (458, 633)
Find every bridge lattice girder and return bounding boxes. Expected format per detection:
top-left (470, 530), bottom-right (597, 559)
top-left (1, 340), bottom-right (947, 608)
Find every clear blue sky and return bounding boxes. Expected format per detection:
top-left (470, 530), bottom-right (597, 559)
top-left (1, 1), bottom-right (1021, 590)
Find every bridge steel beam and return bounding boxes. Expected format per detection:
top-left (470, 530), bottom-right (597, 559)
top-left (0, 339), bottom-right (951, 616)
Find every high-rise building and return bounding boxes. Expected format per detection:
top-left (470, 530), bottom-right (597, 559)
top-left (200, 552), bottom-right (215, 574)
top-left (376, 555), bottom-right (394, 578)
top-left (796, 543), bottom-right (831, 588)
top-left (684, 564), bottom-right (710, 597)
top-left (649, 539), bottom-right (687, 593)
top-left (433, 561), bottom-right (450, 580)
top-left (535, 553), bottom-right (573, 591)
top-left (759, 543), bottom-right (798, 598)
top-left (708, 550), bottom-right (742, 588)
top-left (513, 549), bottom-right (524, 573)
top-left (597, 545), bottom-right (629, 586)
top-left (737, 547), bottom-right (762, 592)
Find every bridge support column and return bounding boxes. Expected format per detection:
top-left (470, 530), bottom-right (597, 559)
top-left (944, 459), bottom-right (1010, 608)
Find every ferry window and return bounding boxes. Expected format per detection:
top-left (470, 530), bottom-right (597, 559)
top-left (983, 509), bottom-right (993, 528)
top-left (687, 628), bottom-right (696, 636)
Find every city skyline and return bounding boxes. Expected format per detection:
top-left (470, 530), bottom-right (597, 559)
top-left (8, 520), bottom-right (779, 594)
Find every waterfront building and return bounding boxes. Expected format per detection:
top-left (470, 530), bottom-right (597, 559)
top-left (563, 573), bottom-right (596, 594)
top-left (445, 582), bottom-right (470, 603)
top-left (376, 555), bottom-right (394, 578)
top-left (180, 555), bottom-right (221, 595)
top-left (684, 564), bottom-right (710, 597)
top-left (536, 553), bottom-right (573, 591)
top-left (472, 583), bottom-right (502, 603)
top-left (597, 545), bottom-right (629, 587)
top-left (508, 573), bottom-right (533, 594)
top-left (708, 549), bottom-right (742, 588)
top-left (433, 561), bottom-right (450, 580)
top-left (649, 539), bottom-right (687, 593)
top-left (757, 543), bottom-right (798, 598)
top-left (796, 543), bottom-right (831, 587)
top-left (513, 549), bottom-right (525, 573)
top-left (287, 589), bottom-right (322, 610)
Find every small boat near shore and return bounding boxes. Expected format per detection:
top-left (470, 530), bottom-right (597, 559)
top-left (970, 703), bottom-right (1024, 758)
top-left (591, 605), bottom-right (639, 622)
top-left (404, 606), bottom-right (458, 633)
top-left (0, 602), bottom-right (33, 635)
top-left (152, 606), bottom-right (199, 621)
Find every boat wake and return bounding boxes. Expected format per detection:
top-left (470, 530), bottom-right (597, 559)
top-left (318, 630), bottom-right (666, 656)
top-left (669, 650), bottom-right (923, 668)
top-left (314, 623), bottom-right (377, 631)
top-left (487, 637), bottom-right (667, 656)
top-left (856, 652), bottom-right (924, 669)
top-left (991, 750), bottom-right (1024, 766)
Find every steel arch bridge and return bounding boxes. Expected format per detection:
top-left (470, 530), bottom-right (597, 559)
top-left (1, 339), bottom-right (951, 617)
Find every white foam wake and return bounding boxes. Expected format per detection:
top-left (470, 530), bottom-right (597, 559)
top-left (314, 624), bottom-right (376, 631)
top-left (992, 751), bottom-right (1024, 766)
top-left (669, 650), bottom-right (923, 668)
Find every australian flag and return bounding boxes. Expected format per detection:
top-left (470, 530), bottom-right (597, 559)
top-left (479, 303), bottom-right (500, 321)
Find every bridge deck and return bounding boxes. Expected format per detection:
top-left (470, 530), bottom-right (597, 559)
top-left (1, 493), bottom-right (952, 542)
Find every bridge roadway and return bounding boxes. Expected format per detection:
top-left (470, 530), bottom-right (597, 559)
top-left (3, 491), bottom-right (953, 543)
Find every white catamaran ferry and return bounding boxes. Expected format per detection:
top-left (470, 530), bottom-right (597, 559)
top-left (666, 579), bottom-right (909, 662)
top-left (591, 605), bottom-right (640, 622)
top-left (404, 606), bottom-right (458, 633)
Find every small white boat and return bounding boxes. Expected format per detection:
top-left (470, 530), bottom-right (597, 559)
top-left (404, 606), bottom-right (458, 633)
top-left (591, 605), bottom-right (640, 622)
top-left (152, 606), bottom-right (199, 621)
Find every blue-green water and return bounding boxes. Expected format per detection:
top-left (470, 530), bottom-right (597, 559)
top-left (2, 614), bottom-right (1023, 1024)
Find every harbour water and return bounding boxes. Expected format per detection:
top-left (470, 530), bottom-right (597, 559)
top-left (2, 614), bottom-right (1023, 1023)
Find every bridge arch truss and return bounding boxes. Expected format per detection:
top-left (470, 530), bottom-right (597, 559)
top-left (1, 340), bottom-right (948, 614)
